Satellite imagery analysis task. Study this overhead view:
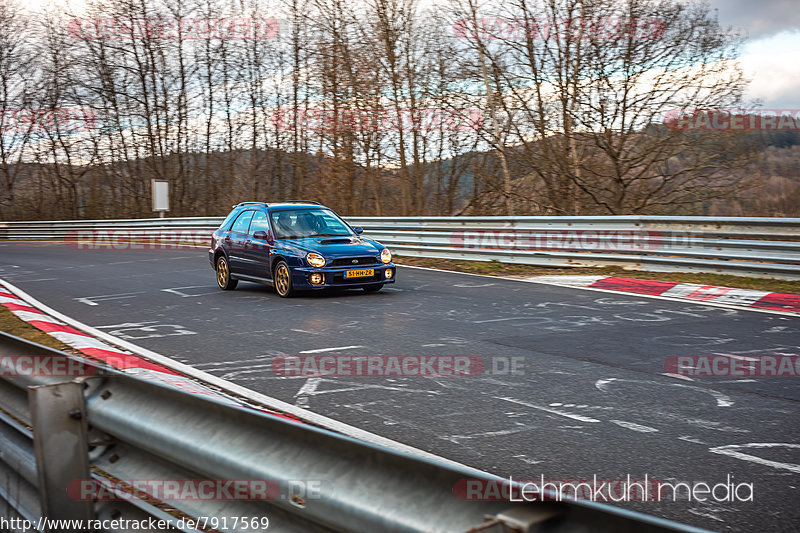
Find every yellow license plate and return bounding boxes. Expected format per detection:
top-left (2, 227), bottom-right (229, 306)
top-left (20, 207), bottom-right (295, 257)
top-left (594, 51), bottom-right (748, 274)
top-left (345, 268), bottom-right (374, 278)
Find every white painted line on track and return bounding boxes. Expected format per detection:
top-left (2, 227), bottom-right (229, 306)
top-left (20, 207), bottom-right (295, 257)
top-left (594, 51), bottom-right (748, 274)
top-left (678, 436), bottom-right (707, 445)
top-left (497, 397), bottom-right (602, 423)
top-left (595, 377), bottom-right (734, 408)
top-left (663, 373), bottom-right (695, 381)
top-left (299, 345), bottom-right (364, 354)
top-left (0, 278), bottom-right (486, 473)
top-left (609, 420), bottom-right (659, 433)
top-left (75, 292), bottom-right (144, 306)
top-left (161, 286), bottom-right (220, 298)
top-left (708, 443), bottom-right (800, 473)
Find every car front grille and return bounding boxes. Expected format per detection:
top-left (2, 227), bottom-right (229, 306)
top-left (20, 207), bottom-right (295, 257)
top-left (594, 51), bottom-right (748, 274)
top-left (329, 256), bottom-right (379, 267)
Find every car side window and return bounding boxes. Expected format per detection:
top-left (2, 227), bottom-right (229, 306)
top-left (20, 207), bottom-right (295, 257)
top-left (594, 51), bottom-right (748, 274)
top-left (231, 211), bottom-right (254, 234)
top-left (249, 211), bottom-right (270, 236)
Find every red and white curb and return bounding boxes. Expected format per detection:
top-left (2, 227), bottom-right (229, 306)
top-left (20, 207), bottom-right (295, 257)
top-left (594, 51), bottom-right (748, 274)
top-left (0, 280), bottom-right (300, 421)
top-left (528, 275), bottom-right (800, 314)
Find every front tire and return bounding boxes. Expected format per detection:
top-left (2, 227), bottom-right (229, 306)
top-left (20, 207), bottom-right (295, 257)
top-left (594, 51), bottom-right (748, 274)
top-left (363, 284), bottom-right (383, 293)
top-left (216, 256), bottom-right (238, 290)
top-left (274, 261), bottom-right (295, 298)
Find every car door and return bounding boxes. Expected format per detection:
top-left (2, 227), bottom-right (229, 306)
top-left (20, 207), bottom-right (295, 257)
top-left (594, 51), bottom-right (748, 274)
top-left (243, 211), bottom-right (273, 279)
top-left (227, 210), bottom-right (254, 273)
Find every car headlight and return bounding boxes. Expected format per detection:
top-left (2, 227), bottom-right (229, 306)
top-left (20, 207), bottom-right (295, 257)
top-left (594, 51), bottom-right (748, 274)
top-left (306, 252), bottom-right (326, 268)
top-left (380, 248), bottom-right (392, 264)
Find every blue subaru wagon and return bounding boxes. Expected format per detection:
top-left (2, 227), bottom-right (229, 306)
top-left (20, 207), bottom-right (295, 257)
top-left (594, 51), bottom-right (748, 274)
top-left (209, 201), bottom-right (395, 297)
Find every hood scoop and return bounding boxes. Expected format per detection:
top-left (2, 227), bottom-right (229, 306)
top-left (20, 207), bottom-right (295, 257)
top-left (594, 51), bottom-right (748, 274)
top-left (317, 237), bottom-right (355, 245)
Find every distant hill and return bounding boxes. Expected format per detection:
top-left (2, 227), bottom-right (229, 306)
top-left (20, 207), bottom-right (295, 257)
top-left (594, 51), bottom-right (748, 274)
top-left (2, 129), bottom-right (798, 220)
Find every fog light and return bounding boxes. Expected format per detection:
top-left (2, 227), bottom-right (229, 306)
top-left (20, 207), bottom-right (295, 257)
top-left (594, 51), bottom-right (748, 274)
top-left (384, 269), bottom-right (393, 279)
top-left (310, 273), bottom-right (324, 284)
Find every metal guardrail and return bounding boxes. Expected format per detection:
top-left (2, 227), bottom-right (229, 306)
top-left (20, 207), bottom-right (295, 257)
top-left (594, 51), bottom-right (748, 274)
top-left (1, 215), bottom-right (799, 278)
top-left (0, 331), bottom-right (709, 532)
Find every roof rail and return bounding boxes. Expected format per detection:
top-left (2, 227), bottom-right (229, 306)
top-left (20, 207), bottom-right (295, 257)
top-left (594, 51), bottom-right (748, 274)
top-left (283, 200), bottom-right (321, 205)
top-left (233, 201), bottom-right (268, 208)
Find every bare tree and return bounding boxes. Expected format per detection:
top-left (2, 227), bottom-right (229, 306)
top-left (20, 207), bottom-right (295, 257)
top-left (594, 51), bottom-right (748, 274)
top-left (452, 0), bottom-right (750, 214)
top-left (0, 0), bottom-right (36, 219)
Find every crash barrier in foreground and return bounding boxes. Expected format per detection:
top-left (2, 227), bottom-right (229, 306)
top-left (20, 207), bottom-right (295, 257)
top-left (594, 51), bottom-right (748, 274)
top-left (0, 331), bottom-right (708, 532)
top-left (2, 215), bottom-right (799, 278)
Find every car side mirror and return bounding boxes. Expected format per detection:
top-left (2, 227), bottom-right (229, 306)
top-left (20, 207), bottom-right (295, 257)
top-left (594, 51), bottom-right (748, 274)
top-left (253, 230), bottom-right (269, 241)
top-left (353, 227), bottom-right (364, 235)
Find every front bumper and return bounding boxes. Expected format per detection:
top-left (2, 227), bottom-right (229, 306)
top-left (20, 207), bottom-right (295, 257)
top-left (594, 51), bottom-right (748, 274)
top-left (291, 263), bottom-right (396, 290)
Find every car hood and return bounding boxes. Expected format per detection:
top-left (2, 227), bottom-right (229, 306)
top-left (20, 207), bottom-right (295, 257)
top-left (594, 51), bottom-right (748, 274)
top-left (275, 236), bottom-right (385, 258)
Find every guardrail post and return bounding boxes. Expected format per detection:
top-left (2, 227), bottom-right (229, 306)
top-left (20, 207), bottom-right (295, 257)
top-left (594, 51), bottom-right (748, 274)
top-left (29, 381), bottom-right (95, 524)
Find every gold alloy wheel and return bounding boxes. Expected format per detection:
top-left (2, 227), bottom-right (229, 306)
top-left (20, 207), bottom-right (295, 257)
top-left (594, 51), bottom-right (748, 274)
top-left (217, 257), bottom-right (229, 287)
top-left (275, 263), bottom-right (291, 296)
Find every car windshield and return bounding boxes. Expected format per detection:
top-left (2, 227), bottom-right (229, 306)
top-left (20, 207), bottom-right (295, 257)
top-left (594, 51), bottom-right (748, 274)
top-left (270, 208), bottom-right (355, 239)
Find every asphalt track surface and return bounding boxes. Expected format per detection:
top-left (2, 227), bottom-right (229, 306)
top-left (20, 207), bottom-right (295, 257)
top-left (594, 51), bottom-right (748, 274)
top-left (1, 242), bottom-right (798, 532)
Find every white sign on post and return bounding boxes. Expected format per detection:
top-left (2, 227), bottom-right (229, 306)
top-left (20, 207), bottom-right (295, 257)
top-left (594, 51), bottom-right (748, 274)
top-left (152, 180), bottom-right (169, 217)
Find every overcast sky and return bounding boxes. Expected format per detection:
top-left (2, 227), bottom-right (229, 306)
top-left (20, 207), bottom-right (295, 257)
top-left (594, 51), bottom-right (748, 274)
top-left (20, 0), bottom-right (800, 108)
top-left (707, 0), bottom-right (799, 108)
top-left (709, 0), bottom-right (800, 39)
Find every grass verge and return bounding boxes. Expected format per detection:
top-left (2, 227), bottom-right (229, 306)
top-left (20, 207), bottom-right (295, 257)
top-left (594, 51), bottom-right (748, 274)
top-left (394, 256), bottom-right (800, 294)
top-left (0, 303), bottom-right (74, 351)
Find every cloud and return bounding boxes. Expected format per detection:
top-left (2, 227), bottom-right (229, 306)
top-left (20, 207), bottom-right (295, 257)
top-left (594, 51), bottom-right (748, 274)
top-left (708, 0), bottom-right (800, 39)
top-left (706, 0), bottom-right (800, 108)
top-left (739, 31), bottom-right (800, 108)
